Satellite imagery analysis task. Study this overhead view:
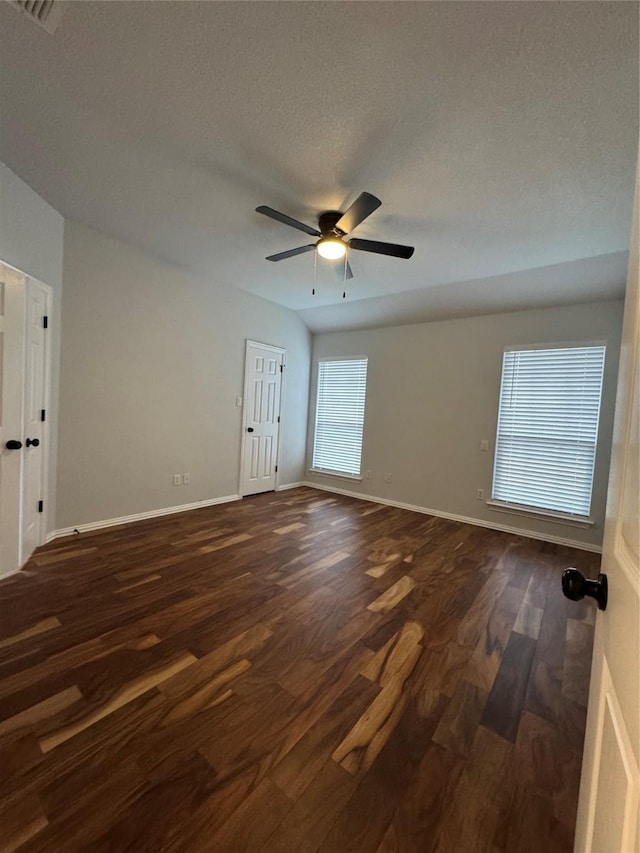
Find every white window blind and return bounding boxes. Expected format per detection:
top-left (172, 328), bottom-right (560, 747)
top-left (492, 345), bottom-right (606, 518)
top-left (312, 358), bottom-right (368, 477)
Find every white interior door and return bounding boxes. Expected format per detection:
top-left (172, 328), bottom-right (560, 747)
top-left (573, 165), bottom-right (640, 851)
top-left (20, 277), bottom-right (49, 564)
top-left (0, 264), bottom-right (26, 578)
top-left (0, 262), bottom-right (51, 578)
top-left (241, 341), bottom-right (284, 496)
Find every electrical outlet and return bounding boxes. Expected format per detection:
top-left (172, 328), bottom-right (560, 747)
top-left (173, 474), bottom-right (181, 486)
top-left (480, 439), bottom-right (489, 451)
top-left (384, 473), bottom-right (392, 484)
top-left (477, 488), bottom-right (485, 500)
top-left (183, 473), bottom-right (190, 485)
top-left (365, 469), bottom-right (372, 480)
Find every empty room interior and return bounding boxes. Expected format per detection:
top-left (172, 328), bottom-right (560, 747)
top-left (0, 2), bottom-right (639, 851)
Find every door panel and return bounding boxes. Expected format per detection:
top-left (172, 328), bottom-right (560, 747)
top-left (241, 342), bottom-right (283, 496)
top-left (21, 278), bottom-right (48, 564)
top-left (574, 164), bottom-right (640, 851)
top-left (0, 264), bottom-right (25, 577)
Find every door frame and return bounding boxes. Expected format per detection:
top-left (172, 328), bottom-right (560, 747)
top-left (238, 339), bottom-right (287, 497)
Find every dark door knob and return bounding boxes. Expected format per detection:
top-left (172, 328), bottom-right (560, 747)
top-left (26, 438), bottom-right (40, 448)
top-left (562, 568), bottom-right (608, 611)
top-left (5, 439), bottom-right (23, 450)
top-left (247, 427), bottom-right (254, 433)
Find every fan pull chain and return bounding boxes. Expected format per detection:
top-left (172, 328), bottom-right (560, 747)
top-left (312, 249), bottom-right (317, 296)
top-left (342, 249), bottom-right (347, 299)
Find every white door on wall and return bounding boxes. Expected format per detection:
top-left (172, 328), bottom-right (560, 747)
top-left (21, 278), bottom-right (49, 564)
top-left (0, 261), bottom-right (51, 577)
top-left (572, 168), bottom-right (639, 851)
top-left (0, 264), bottom-right (26, 577)
top-left (241, 341), bottom-right (284, 496)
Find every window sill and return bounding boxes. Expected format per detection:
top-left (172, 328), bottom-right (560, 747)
top-left (308, 469), bottom-right (363, 482)
top-left (486, 500), bottom-right (594, 528)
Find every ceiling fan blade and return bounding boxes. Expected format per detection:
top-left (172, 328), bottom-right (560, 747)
top-left (345, 259), bottom-right (354, 280)
top-left (335, 192), bottom-right (381, 234)
top-left (332, 258), bottom-right (354, 280)
top-left (349, 238), bottom-right (414, 259)
top-left (266, 245), bottom-right (316, 262)
top-left (256, 205), bottom-right (320, 237)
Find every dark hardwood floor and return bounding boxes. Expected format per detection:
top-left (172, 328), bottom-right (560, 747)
top-left (0, 487), bottom-right (599, 852)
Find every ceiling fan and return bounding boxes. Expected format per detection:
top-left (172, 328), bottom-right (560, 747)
top-left (255, 192), bottom-right (414, 280)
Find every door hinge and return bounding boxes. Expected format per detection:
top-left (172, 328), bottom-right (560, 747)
top-left (280, 364), bottom-right (283, 373)
top-left (41, 409), bottom-right (46, 422)
top-left (43, 315), bottom-right (48, 329)
top-left (38, 500), bottom-right (44, 513)
top-left (277, 416), bottom-right (280, 423)
top-left (275, 465), bottom-right (278, 473)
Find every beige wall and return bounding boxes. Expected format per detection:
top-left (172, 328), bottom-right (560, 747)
top-left (0, 162), bottom-right (64, 533)
top-left (307, 301), bottom-right (625, 549)
top-left (57, 220), bottom-right (311, 528)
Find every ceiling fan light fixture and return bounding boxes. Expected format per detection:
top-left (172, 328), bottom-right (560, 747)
top-left (316, 237), bottom-right (346, 260)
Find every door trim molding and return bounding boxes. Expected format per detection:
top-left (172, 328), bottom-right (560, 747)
top-left (33, 279), bottom-right (53, 555)
top-left (239, 340), bottom-right (286, 497)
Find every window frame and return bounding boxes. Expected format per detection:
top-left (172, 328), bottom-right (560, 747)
top-left (488, 340), bottom-right (607, 526)
top-left (309, 355), bottom-right (368, 481)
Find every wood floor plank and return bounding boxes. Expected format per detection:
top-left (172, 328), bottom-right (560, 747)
top-left (273, 522), bottom-right (306, 535)
top-left (562, 618), bottom-right (594, 707)
top-left (432, 679), bottom-right (488, 757)
top-left (201, 777), bottom-right (293, 853)
top-left (376, 742), bottom-right (465, 853)
top-left (367, 575), bottom-right (417, 614)
top-left (417, 642), bottom-right (473, 698)
top-left (0, 686), bottom-right (82, 743)
top-left (159, 622), bottom-right (273, 700)
top-left (434, 726), bottom-right (513, 853)
top-left (0, 487), bottom-right (595, 852)
top-left (116, 573), bottom-right (161, 592)
top-left (270, 674), bottom-right (379, 801)
top-left (0, 792), bottom-right (48, 853)
top-left (25, 761), bottom-right (146, 852)
top-left (85, 751), bottom-right (219, 852)
top-left (0, 617), bottom-right (62, 651)
top-left (319, 692), bottom-right (448, 852)
top-left (525, 656), bottom-right (563, 722)
top-left (480, 630), bottom-right (537, 743)
top-left (513, 602), bottom-right (543, 640)
top-left (38, 651), bottom-right (196, 752)
top-left (260, 760), bottom-right (356, 853)
top-left (464, 607), bottom-right (515, 693)
top-left (332, 622), bottom-right (424, 775)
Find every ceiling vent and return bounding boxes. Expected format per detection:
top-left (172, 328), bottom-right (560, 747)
top-left (5, 0), bottom-right (66, 33)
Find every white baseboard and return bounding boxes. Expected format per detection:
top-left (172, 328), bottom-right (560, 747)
top-left (43, 482), bottom-right (602, 554)
top-left (302, 481), bottom-right (602, 554)
top-left (0, 567), bottom-right (20, 580)
top-left (49, 494), bottom-right (241, 540)
top-left (276, 481), bottom-right (306, 492)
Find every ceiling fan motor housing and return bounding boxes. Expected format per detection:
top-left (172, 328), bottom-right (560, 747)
top-left (318, 211), bottom-right (345, 237)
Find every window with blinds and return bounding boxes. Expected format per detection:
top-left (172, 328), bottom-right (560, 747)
top-left (491, 345), bottom-right (606, 518)
top-left (312, 358), bottom-right (368, 477)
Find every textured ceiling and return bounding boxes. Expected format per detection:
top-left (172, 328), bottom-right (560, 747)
top-left (0, 1), bottom-right (637, 329)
